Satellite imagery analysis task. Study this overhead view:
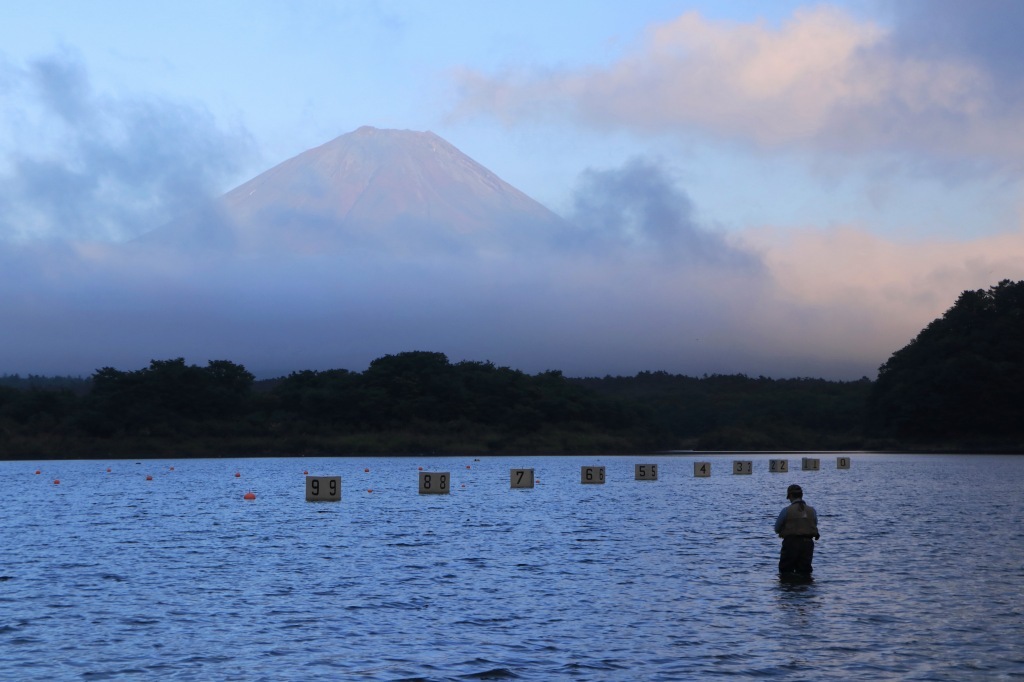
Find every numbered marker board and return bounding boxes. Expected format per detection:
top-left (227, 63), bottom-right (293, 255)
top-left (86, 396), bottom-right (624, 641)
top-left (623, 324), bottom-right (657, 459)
top-left (510, 468), bottom-right (535, 489)
top-left (801, 457), bottom-right (821, 471)
top-left (305, 475), bottom-right (341, 502)
top-left (693, 461), bottom-right (711, 478)
top-left (634, 463), bottom-right (658, 481)
top-left (837, 456), bottom-right (851, 470)
top-left (581, 466), bottom-right (605, 484)
top-left (769, 459), bottom-right (789, 473)
top-left (419, 471), bottom-right (450, 495)
top-left (732, 460), bottom-right (753, 475)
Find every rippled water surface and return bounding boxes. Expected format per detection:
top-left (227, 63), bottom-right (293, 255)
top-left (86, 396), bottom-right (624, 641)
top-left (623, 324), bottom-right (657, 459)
top-left (2, 454), bottom-right (1023, 680)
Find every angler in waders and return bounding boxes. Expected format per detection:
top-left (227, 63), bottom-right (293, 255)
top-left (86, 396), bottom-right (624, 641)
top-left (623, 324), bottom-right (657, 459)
top-left (774, 484), bottom-right (819, 577)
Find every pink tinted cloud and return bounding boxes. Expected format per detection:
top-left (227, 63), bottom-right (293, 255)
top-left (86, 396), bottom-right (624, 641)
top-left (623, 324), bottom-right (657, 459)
top-left (737, 223), bottom-right (1024, 363)
top-left (454, 6), bottom-right (1024, 166)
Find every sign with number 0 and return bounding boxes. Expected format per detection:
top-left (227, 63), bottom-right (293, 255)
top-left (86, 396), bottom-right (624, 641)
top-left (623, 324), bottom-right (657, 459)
top-left (305, 475), bottom-right (341, 502)
top-left (510, 468), bottom-right (535, 488)
top-left (419, 471), bottom-right (450, 494)
top-left (581, 466), bottom-right (605, 484)
top-left (837, 456), bottom-right (851, 470)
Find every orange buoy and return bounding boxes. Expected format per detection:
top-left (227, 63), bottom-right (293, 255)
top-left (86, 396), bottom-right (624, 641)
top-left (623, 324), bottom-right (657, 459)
top-left (243, 491), bottom-right (256, 500)
top-left (364, 468), bottom-right (370, 473)
top-left (466, 465), bottom-right (471, 469)
top-left (53, 479), bottom-right (60, 485)
top-left (146, 475), bottom-right (153, 481)
top-left (35, 470), bottom-right (41, 475)
top-left (106, 468), bottom-right (111, 473)
top-left (169, 466), bottom-right (174, 471)
top-left (303, 470), bottom-right (309, 475)
top-left (234, 472), bottom-right (241, 478)
top-left (367, 489), bottom-right (373, 493)
top-left (418, 466), bottom-right (423, 471)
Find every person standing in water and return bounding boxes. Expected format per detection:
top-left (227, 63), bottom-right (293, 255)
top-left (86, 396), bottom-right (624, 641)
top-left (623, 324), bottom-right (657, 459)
top-left (774, 484), bottom-right (819, 576)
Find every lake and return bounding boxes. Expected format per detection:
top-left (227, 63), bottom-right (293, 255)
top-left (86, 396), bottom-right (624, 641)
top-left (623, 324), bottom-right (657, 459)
top-left (2, 453), bottom-right (1023, 680)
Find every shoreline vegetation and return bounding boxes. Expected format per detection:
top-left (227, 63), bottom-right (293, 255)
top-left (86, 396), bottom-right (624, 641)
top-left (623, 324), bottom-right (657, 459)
top-left (2, 280), bottom-right (1022, 460)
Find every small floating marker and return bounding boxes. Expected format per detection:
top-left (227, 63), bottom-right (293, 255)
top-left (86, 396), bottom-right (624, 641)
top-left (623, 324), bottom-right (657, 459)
top-left (732, 460), bottom-right (753, 475)
top-left (581, 465), bottom-right (605, 484)
top-left (693, 461), bottom-right (711, 478)
top-left (53, 479), bottom-right (60, 485)
top-left (419, 471), bottom-right (450, 495)
top-left (511, 468), bottom-right (535, 489)
top-left (466, 465), bottom-right (471, 469)
top-left (837, 456), bottom-right (851, 470)
top-left (169, 466), bottom-right (174, 471)
top-left (303, 470), bottom-right (308, 475)
top-left (769, 459), bottom-right (789, 473)
top-left (106, 468), bottom-right (111, 473)
top-left (418, 466), bottom-right (423, 471)
top-left (306, 475), bottom-right (341, 502)
top-left (234, 472), bottom-right (241, 478)
top-left (367, 489), bottom-right (373, 493)
top-left (635, 463), bottom-right (658, 481)
top-left (461, 483), bottom-right (466, 488)
top-left (146, 475), bottom-right (153, 481)
top-left (35, 470), bottom-right (41, 475)
top-left (364, 468), bottom-right (370, 473)
top-left (243, 491), bottom-right (256, 500)
top-left (801, 457), bottom-right (821, 471)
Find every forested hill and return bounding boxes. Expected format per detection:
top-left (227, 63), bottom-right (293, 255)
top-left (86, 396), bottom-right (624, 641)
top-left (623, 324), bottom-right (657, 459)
top-left (0, 354), bottom-right (870, 458)
top-left (867, 279), bottom-right (1024, 447)
top-left (575, 373), bottom-right (871, 451)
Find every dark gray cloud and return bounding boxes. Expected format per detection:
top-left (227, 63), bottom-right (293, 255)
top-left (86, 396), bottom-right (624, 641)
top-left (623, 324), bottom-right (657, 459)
top-left (888, 0), bottom-right (1024, 98)
top-left (0, 50), bottom-right (253, 242)
top-left (566, 156), bottom-right (761, 269)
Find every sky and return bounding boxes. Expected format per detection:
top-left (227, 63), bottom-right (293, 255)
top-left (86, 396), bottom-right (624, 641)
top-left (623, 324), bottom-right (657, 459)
top-left (2, 0), bottom-right (1024, 380)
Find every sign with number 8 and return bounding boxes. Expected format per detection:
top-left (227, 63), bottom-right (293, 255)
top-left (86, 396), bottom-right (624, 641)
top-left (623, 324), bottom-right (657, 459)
top-left (419, 471), bottom-right (451, 494)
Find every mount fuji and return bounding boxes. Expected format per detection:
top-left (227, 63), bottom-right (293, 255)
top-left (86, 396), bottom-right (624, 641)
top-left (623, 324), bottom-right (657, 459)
top-left (141, 126), bottom-right (571, 254)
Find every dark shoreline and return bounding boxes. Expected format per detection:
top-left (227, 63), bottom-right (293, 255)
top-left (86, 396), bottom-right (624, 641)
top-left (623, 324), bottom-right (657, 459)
top-left (5, 448), bottom-right (1022, 462)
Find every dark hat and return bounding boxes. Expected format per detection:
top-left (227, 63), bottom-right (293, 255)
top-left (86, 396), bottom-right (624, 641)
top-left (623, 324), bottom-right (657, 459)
top-left (786, 484), bottom-right (803, 499)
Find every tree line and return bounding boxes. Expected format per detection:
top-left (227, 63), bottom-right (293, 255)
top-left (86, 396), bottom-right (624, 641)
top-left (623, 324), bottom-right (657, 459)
top-left (2, 280), bottom-right (1022, 458)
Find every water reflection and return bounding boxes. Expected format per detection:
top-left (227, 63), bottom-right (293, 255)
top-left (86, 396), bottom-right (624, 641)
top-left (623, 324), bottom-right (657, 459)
top-left (775, 577), bottom-right (821, 625)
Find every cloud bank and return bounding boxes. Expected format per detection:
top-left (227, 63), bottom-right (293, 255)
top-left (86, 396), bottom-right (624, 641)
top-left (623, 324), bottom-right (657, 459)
top-left (7, 148), bottom-right (1020, 382)
top-left (454, 4), bottom-right (1024, 172)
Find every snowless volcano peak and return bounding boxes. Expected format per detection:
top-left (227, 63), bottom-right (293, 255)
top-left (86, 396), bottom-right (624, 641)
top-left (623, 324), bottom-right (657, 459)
top-left (142, 126), bottom-right (570, 254)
